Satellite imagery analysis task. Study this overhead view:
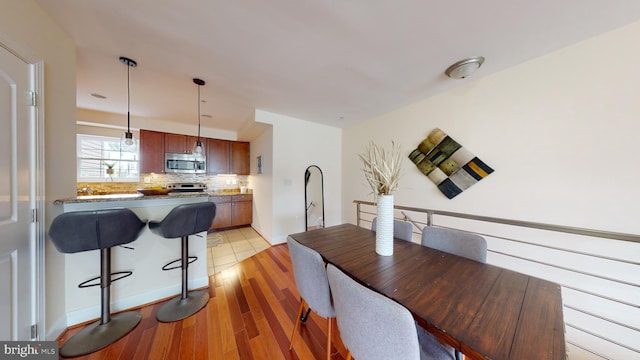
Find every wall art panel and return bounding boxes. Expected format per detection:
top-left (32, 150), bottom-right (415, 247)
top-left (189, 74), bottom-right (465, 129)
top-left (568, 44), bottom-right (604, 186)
top-left (409, 128), bottom-right (494, 199)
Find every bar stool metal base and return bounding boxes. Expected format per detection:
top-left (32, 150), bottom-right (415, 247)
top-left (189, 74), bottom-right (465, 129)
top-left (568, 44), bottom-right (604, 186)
top-left (60, 311), bottom-right (141, 358)
top-left (156, 290), bottom-right (210, 322)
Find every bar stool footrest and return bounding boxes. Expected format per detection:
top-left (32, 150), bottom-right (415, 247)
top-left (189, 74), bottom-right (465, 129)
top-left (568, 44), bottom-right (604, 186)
top-left (161, 256), bottom-right (198, 271)
top-left (59, 311), bottom-right (141, 358)
top-left (78, 271), bottom-right (134, 288)
top-left (156, 290), bottom-right (209, 322)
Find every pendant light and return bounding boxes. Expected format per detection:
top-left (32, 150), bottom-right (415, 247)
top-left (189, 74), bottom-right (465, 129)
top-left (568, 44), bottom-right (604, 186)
top-left (192, 78), bottom-right (206, 161)
top-left (119, 56), bottom-right (138, 152)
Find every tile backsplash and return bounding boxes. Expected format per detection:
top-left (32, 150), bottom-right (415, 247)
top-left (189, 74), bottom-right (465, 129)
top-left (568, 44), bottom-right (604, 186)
top-left (78, 174), bottom-right (249, 195)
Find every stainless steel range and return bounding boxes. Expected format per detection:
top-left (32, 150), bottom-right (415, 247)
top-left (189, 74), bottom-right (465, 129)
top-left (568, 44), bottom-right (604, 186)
top-left (165, 182), bottom-right (207, 193)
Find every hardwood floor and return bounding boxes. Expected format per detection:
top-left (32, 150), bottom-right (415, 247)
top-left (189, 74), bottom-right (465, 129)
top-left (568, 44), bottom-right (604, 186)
top-left (57, 244), bottom-right (349, 359)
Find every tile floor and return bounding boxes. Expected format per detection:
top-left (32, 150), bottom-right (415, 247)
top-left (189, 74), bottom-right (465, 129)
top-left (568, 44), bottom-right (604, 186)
top-left (206, 227), bottom-right (271, 275)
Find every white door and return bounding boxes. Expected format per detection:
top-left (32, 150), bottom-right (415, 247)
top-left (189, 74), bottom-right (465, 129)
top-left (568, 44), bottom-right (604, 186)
top-left (0, 44), bottom-right (36, 340)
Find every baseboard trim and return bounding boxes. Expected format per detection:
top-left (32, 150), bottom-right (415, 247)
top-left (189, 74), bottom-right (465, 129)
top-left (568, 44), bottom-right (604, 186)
top-left (64, 276), bottom-right (209, 327)
top-left (46, 315), bottom-right (68, 341)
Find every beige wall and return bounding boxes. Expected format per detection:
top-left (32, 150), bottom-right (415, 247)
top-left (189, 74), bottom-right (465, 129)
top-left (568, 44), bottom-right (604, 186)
top-left (0, 0), bottom-right (77, 339)
top-left (342, 20), bottom-right (640, 358)
top-left (343, 21), bottom-right (640, 235)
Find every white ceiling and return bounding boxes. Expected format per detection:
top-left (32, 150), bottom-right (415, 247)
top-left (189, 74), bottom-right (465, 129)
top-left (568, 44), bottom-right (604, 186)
top-left (36, 0), bottom-right (640, 135)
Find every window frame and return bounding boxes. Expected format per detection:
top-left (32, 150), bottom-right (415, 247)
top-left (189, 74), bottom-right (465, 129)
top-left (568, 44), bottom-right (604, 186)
top-left (76, 134), bottom-right (140, 182)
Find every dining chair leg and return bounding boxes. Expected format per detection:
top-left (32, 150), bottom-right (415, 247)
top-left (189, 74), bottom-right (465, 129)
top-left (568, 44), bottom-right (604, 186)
top-left (455, 349), bottom-right (463, 360)
top-left (289, 298), bottom-right (306, 349)
top-left (346, 351), bottom-right (352, 360)
top-left (326, 317), bottom-right (332, 360)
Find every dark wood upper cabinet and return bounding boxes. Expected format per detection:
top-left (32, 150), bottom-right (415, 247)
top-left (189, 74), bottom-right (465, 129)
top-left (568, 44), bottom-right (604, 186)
top-left (140, 130), bottom-right (250, 175)
top-left (206, 138), bottom-right (230, 174)
top-left (230, 141), bottom-right (250, 175)
top-left (139, 129), bottom-right (165, 173)
top-left (165, 133), bottom-right (186, 153)
top-left (187, 135), bottom-right (200, 153)
top-left (166, 133), bottom-right (201, 153)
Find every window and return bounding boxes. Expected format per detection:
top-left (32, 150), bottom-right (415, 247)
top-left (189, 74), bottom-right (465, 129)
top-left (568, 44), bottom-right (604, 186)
top-left (77, 134), bottom-right (139, 181)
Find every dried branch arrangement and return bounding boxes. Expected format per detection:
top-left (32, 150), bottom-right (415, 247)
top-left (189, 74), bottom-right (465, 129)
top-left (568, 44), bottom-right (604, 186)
top-left (358, 141), bottom-right (404, 196)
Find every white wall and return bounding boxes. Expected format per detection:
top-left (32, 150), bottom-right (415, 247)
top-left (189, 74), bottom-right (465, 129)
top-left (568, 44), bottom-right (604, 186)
top-left (77, 108), bottom-right (238, 141)
top-left (256, 110), bottom-right (342, 244)
top-left (249, 124), bottom-right (274, 242)
top-left (1, 0), bottom-right (77, 340)
top-left (342, 21), bottom-right (640, 360)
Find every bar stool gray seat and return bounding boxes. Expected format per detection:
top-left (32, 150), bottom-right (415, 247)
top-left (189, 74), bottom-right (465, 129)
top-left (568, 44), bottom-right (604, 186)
top-left (48, 208), bottom-right (147, 358)
top-left (149, 201), bottom-right (216, 322)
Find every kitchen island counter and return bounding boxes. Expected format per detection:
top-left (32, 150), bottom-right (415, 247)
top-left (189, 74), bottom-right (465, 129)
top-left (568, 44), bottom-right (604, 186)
top-left (52, 193), bottom-right (210, 328)
top-left (54, 191), bottom-right (208, 205)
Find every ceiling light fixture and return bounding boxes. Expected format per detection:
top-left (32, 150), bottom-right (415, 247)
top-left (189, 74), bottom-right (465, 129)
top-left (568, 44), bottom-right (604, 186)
top-left (445, 56), bottom-right (485, 79)
top-left (119, 56), bottom-right (138, 152)
top-left (192, 78), bottom-right (206, 161)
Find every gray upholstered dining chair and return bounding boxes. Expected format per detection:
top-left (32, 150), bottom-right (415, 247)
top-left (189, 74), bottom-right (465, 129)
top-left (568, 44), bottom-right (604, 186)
top-left (421, 226), bottom-right (486, 360)
top-left (371, 217), bottom-right (414, 242)
top-left (287, 237), bottom-right (336, 360)
top-left (421, 226), bottom-right (487, 263)
top-left (327, 263), bottom-right (455, 360)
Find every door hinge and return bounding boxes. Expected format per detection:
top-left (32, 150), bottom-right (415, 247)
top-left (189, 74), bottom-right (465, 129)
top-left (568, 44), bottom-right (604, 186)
top-left (28, 91), bottom-right (36, 106)
top-left (30, 323), bottom-right (37, 339)
top-left (31, 209), bottom-right (37, 223)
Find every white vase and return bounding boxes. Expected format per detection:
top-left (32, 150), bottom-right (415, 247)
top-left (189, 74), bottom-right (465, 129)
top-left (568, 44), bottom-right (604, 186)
top-left (376, 194), bottom-right (394, 256)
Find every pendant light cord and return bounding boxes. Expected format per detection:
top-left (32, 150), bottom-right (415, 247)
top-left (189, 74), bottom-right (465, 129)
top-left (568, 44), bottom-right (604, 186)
top-left (197, 84), bottom-right (201, 141)
top-left (119, 57), bottom-right (137, 137)
top-left (127, 64), bottom-right (131, 133)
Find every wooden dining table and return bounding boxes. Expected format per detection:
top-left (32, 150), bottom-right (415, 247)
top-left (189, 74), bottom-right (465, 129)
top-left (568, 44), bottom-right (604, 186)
top-left (288, 223), bottom-right (566, 360)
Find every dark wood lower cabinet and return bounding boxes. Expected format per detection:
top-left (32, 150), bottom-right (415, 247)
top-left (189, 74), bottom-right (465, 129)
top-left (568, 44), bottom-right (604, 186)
top-left (231, 195), bottom-right (253, 226)
top-left (209, 194), bottom-right (252, 230)
top-left (209, 198), bottom-right (231, 229)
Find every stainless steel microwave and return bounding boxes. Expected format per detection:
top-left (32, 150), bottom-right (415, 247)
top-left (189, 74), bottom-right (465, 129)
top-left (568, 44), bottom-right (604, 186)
top-left (165, 153), bottom-right (206, 174)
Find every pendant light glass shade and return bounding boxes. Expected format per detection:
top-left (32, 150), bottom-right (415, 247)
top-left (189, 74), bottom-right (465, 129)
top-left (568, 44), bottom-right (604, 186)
top-left (192, 139), bottom-right (204, 161)
top-left (192, 78), bottom-right (206, 161)
top-left (120, 57), bottom-right (138, 153)
top-left (121, 131), bottom-right (137, 153)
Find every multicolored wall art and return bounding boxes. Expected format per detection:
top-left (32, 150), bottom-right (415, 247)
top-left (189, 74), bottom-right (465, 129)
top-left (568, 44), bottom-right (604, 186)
top-left (409, 128), bottom-right (494, 199)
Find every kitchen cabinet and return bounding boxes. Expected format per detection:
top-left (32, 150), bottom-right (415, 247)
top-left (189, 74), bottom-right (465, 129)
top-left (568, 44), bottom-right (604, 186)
top-left (139, 129), bottom-right (165, 173)
top-left (208, 196), bottom-right (231, 230)
top-left (230, 141), bottom-right (250, 175)
top-left (231, 194), bottom-right (253, 226)
top-left (208, 194), bottom-right (252, 230)
top-left (165, 133), bottom-right (199, 154)
top-left (139, 129), bottom-right (249, 175)
top-left (206, 138), bottom-right (230, 174)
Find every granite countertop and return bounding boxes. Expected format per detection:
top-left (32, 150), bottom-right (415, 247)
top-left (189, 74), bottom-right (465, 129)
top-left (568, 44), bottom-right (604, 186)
top-left (207, 190), bottom-right (252, 196)
top-left (55, 190), bottom-right (252, 205)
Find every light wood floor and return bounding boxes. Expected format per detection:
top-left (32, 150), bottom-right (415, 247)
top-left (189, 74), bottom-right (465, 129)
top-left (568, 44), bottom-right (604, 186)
top-left (57, 244), bottom-right (349, 359)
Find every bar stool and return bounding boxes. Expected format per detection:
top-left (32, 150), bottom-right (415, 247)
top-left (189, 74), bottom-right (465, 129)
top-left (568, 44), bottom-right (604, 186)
top-left (149, 201), bottom-right (216, 322)
top-left (48, 208), bottom-right (147, 358)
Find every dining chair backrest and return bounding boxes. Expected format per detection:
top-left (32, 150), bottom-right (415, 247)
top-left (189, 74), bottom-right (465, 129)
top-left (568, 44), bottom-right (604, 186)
top-left (371, 217), bottom-right (414, 242)
top-left (421, 226), bottom-right (487, 263)
top-left (286, 237), bottom-right (335, 318)
top-left (327, 263), bottom-right (421, 360)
